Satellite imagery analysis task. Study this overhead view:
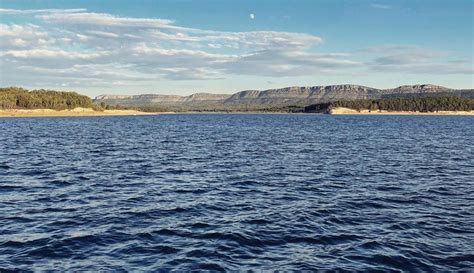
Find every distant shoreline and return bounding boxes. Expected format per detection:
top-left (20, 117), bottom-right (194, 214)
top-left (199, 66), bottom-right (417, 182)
top-left (0, 108), bottom-right (160, 117)
top-left (328, 107), bottom-right (474, 115)
top-left (161, 109), bottom-right (474, 115)
top-left (1, 108), bottom-right (473, 117)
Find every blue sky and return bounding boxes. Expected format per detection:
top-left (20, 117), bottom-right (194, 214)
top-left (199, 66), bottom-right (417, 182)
top-left (0, 0), bottom-right (472, 96)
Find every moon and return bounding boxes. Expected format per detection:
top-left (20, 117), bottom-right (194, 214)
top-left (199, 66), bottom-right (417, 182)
top-left (249, 13), bottom-right (255, 19)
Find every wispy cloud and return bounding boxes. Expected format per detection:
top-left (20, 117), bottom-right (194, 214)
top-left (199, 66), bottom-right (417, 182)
top-left (365, 45), bottom-right (472, 74)
top-left (0, 8), bottom-right (471, 90)
top-left (37, 11), bottom-right (175, 27)
top-left (0, 8), bottom-right (87, 14)
top-left (0, 8), bottom-right (327, 84)
top-left (36, 11), bottom-right (322, 50)
top-left (370, 4), bottom-right (393, 10)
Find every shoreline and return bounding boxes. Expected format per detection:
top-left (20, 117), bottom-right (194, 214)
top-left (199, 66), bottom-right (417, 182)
top-left (159, 110), bottom-right (474, 115)
top-left (328, 107), bottom-right (474, 115)
top-left (1, 107), bottom-right (473, 117)
top-left (0, 108), bottom-right (160, 117)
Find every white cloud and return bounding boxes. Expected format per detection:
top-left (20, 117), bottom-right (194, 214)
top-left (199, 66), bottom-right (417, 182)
top-left (30, 10), bottom-right (322, 50)
top-left (220, 50), bottom-right (361, 76)
top-left (0, 24), bottom-right (54, 49)
top-left (0, 8), bottom-right (87, 14)
top-left (37, 12), bottom-right (175, 27)
top-left (86, 30), bottom-right (121, 39)
top-left (0, 8), bottom-right (471, 90)
top-left (0, 49), bottom-right (106, 59)
top-left (0, 24), bottom-right (47, 38)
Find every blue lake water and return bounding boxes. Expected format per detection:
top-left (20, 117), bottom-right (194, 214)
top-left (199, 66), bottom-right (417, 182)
top-left (0, 114), bottom-right (473, 271)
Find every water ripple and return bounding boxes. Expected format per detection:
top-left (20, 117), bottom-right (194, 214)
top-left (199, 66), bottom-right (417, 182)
top-left (0, 114), bottom-right (473, 270)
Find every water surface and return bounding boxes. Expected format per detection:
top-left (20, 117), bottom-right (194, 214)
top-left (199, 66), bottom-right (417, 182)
top-left (1, 114), bottom-right (473, 270)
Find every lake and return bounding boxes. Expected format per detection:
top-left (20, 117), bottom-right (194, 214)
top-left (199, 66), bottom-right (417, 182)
top-left (0, 114), bottom-right (473, 270)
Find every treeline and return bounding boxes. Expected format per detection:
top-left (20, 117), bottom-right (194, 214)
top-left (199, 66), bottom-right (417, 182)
top-left (97, 102), bottom-right (137, 111)
top-left (0, 87), bottom-right (135, 111)
top-left (305, 96), bottom-right (474, 113)
top-left (132, 104), bottom-right (299, 113)
top-left (0, 87), bottom-right (93, 110)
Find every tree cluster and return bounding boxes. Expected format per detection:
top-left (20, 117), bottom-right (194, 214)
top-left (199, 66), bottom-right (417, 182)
top-left (0, 87), bottom-right (93, 110)
top-left (305, 96), bottom-right (474, 113)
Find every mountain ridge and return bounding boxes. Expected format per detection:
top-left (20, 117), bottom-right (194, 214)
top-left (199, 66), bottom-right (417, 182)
top-left (94, 84), bottom-right (474, 111)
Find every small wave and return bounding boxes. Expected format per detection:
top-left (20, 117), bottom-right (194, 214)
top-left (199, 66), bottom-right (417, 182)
top-left (115, 244), bottom-right (180, 255)
top-left (189, 222), bottom-right (213, 229)
top-left (0, 184), bottom-right (24, 191)
top-left (1, 114), bottom-right (473, 271)
top-left (284, 234), bottom-right (363, 245)
top-left (244, 219), bottom-right (272, 225)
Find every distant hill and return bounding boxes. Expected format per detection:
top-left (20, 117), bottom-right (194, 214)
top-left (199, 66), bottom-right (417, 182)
top-left (381, 84), bottom-right (474, 98)
top-left (95, 93), bottom-right (228, 107)
top-left (94, 84), bottom-right (474, 111)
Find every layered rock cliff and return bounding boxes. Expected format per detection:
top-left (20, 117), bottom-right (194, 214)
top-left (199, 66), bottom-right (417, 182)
top-left (94, 84), bottom-right (473, 110)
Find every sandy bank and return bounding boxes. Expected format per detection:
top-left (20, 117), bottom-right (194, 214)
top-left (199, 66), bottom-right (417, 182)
top-left (0, 107), bottom-right (159, 117)
top-left (329, 107), bottom-right (474, 115)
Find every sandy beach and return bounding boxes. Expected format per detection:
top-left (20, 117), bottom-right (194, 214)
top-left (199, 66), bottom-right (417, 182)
top-left (0, 107), bottom-right (158, 117)
top-left (329, 107), bottom-right (474, 115)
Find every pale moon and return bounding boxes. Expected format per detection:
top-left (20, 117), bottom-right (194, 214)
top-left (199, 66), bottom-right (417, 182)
top-left (249, 13), bottom-right (255, 19)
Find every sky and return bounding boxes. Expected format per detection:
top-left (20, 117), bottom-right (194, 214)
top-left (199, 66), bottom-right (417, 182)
top-left (0, 0), bottom-right (472, 97)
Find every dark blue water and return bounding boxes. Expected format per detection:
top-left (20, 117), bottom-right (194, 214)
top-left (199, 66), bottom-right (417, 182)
top-left (1, 114), bottom-right (473, 271)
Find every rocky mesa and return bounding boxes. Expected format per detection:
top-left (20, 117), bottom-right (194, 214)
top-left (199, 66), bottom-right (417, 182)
top-left (94, 84), bottom-right (473, 111)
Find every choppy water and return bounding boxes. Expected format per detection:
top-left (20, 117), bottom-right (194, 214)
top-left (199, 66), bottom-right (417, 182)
top-left (0, 114), bottom-right (473, 271)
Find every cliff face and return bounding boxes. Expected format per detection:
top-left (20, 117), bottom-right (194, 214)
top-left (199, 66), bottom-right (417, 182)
top-left (93, 84), bottom-right (473, 110)
top-left (224, 85), bottom-right (381, 105)
top-left (380, 84), bottom-right (473, 99)
top-left (386, 84), bottom-right (450, 93)
top-left (94, 93), bottom-right (229, 106)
